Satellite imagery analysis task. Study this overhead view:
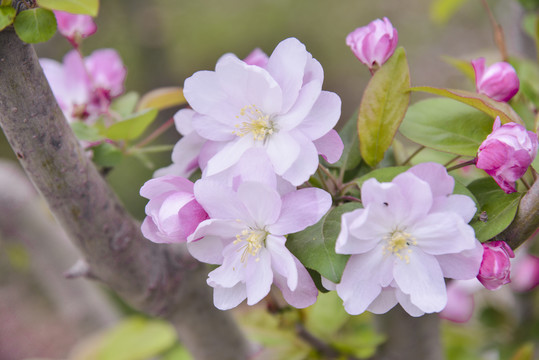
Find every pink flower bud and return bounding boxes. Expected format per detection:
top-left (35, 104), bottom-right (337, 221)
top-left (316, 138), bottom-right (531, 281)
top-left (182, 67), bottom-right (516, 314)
top-left (477, 241), bottom-right (515, 290)
top-left (243, 48), bottom-right (269, 68)
top-left (471, 57), bottom-right (519, 102)
top-left (511, 254), bottom-right (539, 292)
top-left (140, 176), bottom-right (208, 243)
top-left (54, 11), bottom-right (97, 47)
top-left (346, 17), bottom-right (398, 70)
top-left (475, 117), bottom-right (538, 193)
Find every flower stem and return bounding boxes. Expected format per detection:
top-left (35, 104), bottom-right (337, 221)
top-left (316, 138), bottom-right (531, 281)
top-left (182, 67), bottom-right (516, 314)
top-left (443, 155), bottom-right (461, 167)
top-left (337, 195), bottom-right (362, 203)
top-left (520, 177), bottom-right (531, 191)
top-left (446, 159), bottom-right (476, 172)
top-left (480, 0), bottom-right (508, 62)
top-left (401, 145), bottom-right (425, 165)
top-left (318, 164), bottom-right (339, 190)
top-left (133, 117), bottom-right (175, 149)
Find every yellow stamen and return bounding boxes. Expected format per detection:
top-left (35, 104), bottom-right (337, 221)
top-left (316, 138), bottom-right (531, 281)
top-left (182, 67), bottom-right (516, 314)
top-left (232, 105), bottom-right (274, 141)
top-left (233, 228), bottom-right (267, 262)
top-left (383, 230), bottom-right (417, 263)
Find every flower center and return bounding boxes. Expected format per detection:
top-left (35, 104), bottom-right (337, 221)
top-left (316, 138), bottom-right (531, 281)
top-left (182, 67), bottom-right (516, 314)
top-left (383, 230), bottom-right (417, 263)
top-left (233, 105), bottom-right (274, 141)
top-left (233, 228), bottom-right (267, 262)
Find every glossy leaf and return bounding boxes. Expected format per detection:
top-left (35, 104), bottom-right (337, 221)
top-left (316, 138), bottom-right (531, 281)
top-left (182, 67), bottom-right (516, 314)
top-left (331, 112), bottom-right (361, 170)
top-left (36, 0), bottom-right (99, 16)
top-left (14, 8), bottom-right (57, 44)
top-left (358, 47), bottom-right (410, 167)
top-left (91, 143), bottom-right (122, 167)
top-left (411, 86), bottom-right (523, 125)
top-left (468, 177), bottom-right (522, 242)
top-left (105, 109), bottom-right (158, 141)
top-left (287, 203), bottom-right (360, 283)
top-left (0, 6), bottom-right (16, 31)
top-left (110, 92), bottom-right (140, 118)
top-left (137, 87), bottom-right (187, 111)
top-left (400, 98), bottom-right (493, 157)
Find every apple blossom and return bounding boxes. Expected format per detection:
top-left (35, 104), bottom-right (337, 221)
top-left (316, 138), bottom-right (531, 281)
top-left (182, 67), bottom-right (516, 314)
top-left (335, 162), bottom-right (483, 317)
top-left (511, 253), bottom-right (539, 292)
top-left (477, 241), bottom-right (514, 290)
top-left (439, 279), bottom-right (481, 323)
top-left (346, 17), bottom-right (398, 70)
top-left (243, 48), bottom-right (269, 67)
top-left (140, 175), bottom-right (208, 244)
top-left (186, 179), bottom-right (331, 309)
top-left (471, 57), bottom-right (519, 102)
top-left (178, 37), bottom-right (342, 186)
top-left (475, 117), bottom-right (538, 193)
top-left (54, 11), bottom-right (97, 47)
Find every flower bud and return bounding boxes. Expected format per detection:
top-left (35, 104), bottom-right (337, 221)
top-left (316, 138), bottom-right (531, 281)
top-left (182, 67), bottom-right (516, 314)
top-left (477, 241), bottom-right (515, 290)
top-left (471, 58), bottom-right (519, 102)
top-left (475, 117), bottom-right (538, 193)
top-left (140, 176), bottom-right (208, 243)
top-left (346, 17), bottom-right (398, 70)
top-left (54, 11), bottom-right (97, 47)
top-left (511, 254), bottom-right (539, 292)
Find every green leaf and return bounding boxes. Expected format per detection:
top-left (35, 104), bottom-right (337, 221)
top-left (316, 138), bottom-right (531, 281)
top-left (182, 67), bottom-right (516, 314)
top-left (510, 343), bottom-right (535, 360)
top-left (137, 87), bottom-right (187, 111)
top-left (105, 109), bottom-right (158, 141)
top-left (287, 203), bottom-right (361, 283)
top-left (13, 8), bottom-right (57, 44)
top-left (96, 317), bottom-right (177, 360)
top-left (400, 98), bottom-right (493, 157)
top-left (332, 112), bottom-right (361, 170)
top-left (36, 0), bottom-right (99, 16)
top-left (0, 6), bottom-right (16, 31)
top-left (441, 56), bottom-right (475, 81)
top-left (304, 291), bottom-right (349, 338)
top-left (356, 166), bottom-right (410, 187)
top-left (467, 177), bottom-right (522, 242)
top-left (161, 345), bottom-right (193, 360)
top-left (70, 122), bottom-right (103, 142)
top-left (430, 0), bottom-right (468, 24)
top-left (91, 143), bottom-right (122, 167)
top-left (358, 47), bottom-right (410, 167)
top-left (110, 92), bottom-right (140, 118)
top-left (411, 86), bottom-right (523, 125)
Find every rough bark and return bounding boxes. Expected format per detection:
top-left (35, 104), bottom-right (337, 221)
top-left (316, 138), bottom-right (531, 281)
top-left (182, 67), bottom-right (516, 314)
top-left (0, 28), bottom-right (250, 360)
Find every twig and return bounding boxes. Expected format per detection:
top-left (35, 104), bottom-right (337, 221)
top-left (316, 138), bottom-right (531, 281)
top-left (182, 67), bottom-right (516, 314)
top-left (480, 0), bottom-right (509, 62)
top-left (401, 145), bottom-right (425, 165)
top-left (446, 159), bottom-right (476, 172)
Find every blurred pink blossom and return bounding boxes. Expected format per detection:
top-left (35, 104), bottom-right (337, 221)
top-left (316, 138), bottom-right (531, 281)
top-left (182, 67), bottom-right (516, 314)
top-left (511, 253), bottom-right (539, 292)
top-left (477, 241), bottom-right (514, 290)
top-left (243, 48), bottom-right (269, 67)
top-left (140, 175), bottom-right (208, 244)
top-left (335, 162), bottom-right (483, 317)
top-left (54, 11), bottom-right (97, 47)
top-left (439, 279), bottom-right (480, 323)
top-left (475, 117), bottom-right (538, 193)
top-left (346, 17), bottom-right (398, 70)
top-left (472, 57), bottom-right (519, 102)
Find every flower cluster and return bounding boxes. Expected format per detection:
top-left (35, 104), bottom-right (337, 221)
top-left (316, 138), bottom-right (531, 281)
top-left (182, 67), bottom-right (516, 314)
top-left (142, 38), bottom-right (341, 309)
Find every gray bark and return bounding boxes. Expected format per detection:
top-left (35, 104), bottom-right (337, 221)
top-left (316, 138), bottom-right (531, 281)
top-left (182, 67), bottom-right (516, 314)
top-left (0, 28), bottom-right (250, 360)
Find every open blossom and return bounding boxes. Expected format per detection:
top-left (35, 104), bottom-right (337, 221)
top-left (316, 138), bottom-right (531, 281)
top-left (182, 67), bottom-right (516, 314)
top-left (40, 49), bottom-right (127, 123)
top-left (54, 11), bottom-right (97, 47)
top-left (187, 179), bottom-right (331, 310)
top-left (335, 163), bottom-right (483, 316)
top-left (140, 176), bottom-right (208, 243)
top-left (346, 17), bottom-right (398, 70)
top-left (475, 117), bottom-right (538, 193)
top-left (176, 37), bottom-right (342, 186)
top-left (472, 58), bottom-right (519, 102)
top-left (477, 241), bottom-right (514, 290)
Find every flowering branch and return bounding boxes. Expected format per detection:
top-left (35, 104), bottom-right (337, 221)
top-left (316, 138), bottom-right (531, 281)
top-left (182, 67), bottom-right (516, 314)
top-left (0, 28), bottom-right (250, 360)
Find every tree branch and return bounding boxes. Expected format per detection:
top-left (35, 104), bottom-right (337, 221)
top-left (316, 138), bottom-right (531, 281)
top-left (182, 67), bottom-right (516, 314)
top-left (0, 28), bottom-right (250, 360)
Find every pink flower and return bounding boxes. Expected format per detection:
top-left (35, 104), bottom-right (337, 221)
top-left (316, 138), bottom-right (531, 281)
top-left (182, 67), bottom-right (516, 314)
top-left (243, 48), bottom-right (269, 67)
top-left (475, 117), bottom-right (538, 193)
top-left (140, 176), bottom-right (208, 243)
top-left (477, 241), bottom-right (514, 290)
top-left (335, 163), bottom-right (483, 316)
top-left (180, 37), bottom-right (343, 186)
top-left (511, 254), bottom-right (539, 292)
top-left (472, 58), bottom-right (519, 102)
top-left (85, 49), bottom-right (127, 99)
top-left (187, 179), bottom-right (331, 310)
top-left (346, 17), bottom-right (398, 70)
top-left (54, 11), bottom-right (97, 47)
top-left (439, 279), bottom-right (481, 323)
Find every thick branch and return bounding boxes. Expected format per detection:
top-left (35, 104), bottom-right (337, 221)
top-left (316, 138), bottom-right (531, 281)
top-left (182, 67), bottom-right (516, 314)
top-left (498, 177), bottom-right (539, 250)
top-left (0, 28), bottom-right (250, 360)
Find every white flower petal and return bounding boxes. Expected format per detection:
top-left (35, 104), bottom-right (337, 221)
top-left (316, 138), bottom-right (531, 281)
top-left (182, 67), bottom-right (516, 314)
top-left (273, 256), bottom-right (318, 308)
top-left (245, 248), bottom-right (273, 305)
top-left (212, 283), bottom-right (247, 310)
top-left (436, 241), bottom-right (484, 280)
top-left (367, 287), bottom-right (398, 314)
top-left (266, 235), bottom-right (298, 290)
top-left (237, 181), bottom-right (282, 226)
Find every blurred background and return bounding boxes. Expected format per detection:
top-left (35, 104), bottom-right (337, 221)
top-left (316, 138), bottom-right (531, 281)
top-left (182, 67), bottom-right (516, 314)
top-left (1, 0), bottom-right (538, 359)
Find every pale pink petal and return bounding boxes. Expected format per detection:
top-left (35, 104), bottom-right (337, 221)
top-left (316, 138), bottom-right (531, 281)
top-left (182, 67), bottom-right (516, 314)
top-left (193, 180), bottom-right (247, 220)
top-left (439, 282), bottom-right (475, 323)
top-left (204, 136), bottom-right (254, 176)
top-left (208, 243), bottom-right (245, 287)
top-left (431, 194), bottom-right (476, 223)
top-left (273, 256), bottom-right (318, 308)
top-left (391, 172), bottom-right (433, 224)
top-left (436, 242), bottom-right (484, 280)
top-left (367, 287), bottom-right (398, 314)
top-left (313, 129), bottom-right (344, 164)
top-left (296, 91), bottom-right (342, 140)
top-left (153, 132), bottom-right (206, 178)
top-left (279, 132), bottom-right (319, 186)
top-left (243, 48), bottom-right (269, 67)
top-left (335, 207), bottom-right (386, 255)
top-left (187, 235), bottom-right (226, 264)
top-left (407, 162), bottom-right (454, 197)
top-left (276, 80), bottom-right (322, 131)
top-left (85, 49), bottom-right (126, 97)
top-left (395, 290), bottom-right (425, 317)
top-left (245, 248), bottom-right (273, 305)
top-left (265, 131), bottom-right (301, 175)
top-left (266, 235), bottom-right (298, 290)
top-left (237, 182), bottom-right (282, 226)
top-left (141, 217), bottom-right (170, 244)
top-left (212, 283), bottom-right (247, 310)
top-left (191, 113), bottom-right (237, 141)
top-left (140, 175), bottom-right (194, 199)
top-left (183, 70), bottom-right (236, 118)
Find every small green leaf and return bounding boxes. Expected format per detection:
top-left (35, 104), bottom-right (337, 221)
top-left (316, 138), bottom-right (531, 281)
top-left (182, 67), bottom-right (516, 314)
top-left (411, 86), bottom-right (523, 125)
top-left (91, 143), bottom-right (122, 167)
top-left (400, 98), bottom-right (493, 157)
top-left (331, 112), bottom-right (362, 171)
top-left (0, 6), bottom-right (16, 31)
top-left (430, 0), bottom-right (468, 24)
top-left (105, 109), bottom-right (158, 141)
top-left (304, 291), bottom-right (349, 338)
top-left (441, 56), bottom-right (475, 81)
top-left (358, 47), bottom-right (411, 167)
top-left (137, 87), bottom-right (187, 111)
top-left (468, 177), bottom-right (522, 242)
top-left (287, 203), bottom-right (361, 283)
top-left (14, 8), bottom-right (57, 44)
top-left (70, 121), bottom-right (103, 142)
top-left (110, 92), bottom-right (140, 118)
top-left (36, 0), bottom-right (99, 16)
top-left (356, 166), bottom-right (410, 187)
